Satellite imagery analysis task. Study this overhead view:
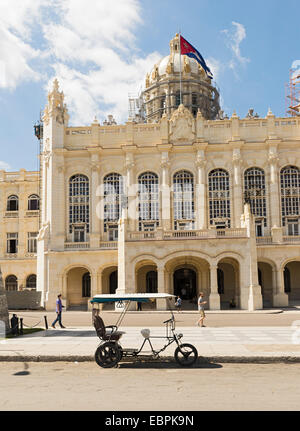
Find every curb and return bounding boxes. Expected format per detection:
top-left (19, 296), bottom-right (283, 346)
top-left (1, 354), bottom-right (300, 363)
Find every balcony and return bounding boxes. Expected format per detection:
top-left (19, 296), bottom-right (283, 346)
top-left (64, 242), bottom-right (90, 249)
top-left (4, 211), bottom-right (18, 218)
top-left (127, 228), bottom-right (248, 241)
top-left (25, 210), bottom-right (39, 217)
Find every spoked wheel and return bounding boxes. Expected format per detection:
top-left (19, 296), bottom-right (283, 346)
top-left (95, 342), bottom-right (122, 368)
top-left (174, 343), bottom-right (198, 367)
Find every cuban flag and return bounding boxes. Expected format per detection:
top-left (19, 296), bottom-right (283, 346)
top-left (180, 35), bottom-right (213, 79)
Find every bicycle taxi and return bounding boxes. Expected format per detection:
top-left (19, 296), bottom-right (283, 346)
top-left (90, 293), bottom-right (198, 368)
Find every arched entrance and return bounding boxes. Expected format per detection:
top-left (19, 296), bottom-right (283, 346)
top-left (109, 270), bottom-right (118, 294)
top-left (217, 258), bottom-right (240, 309)
top-left (173, 268), bottom-right (196, 300)
top-left (257, 262), bottom-right (274, 308)
top-left (66, 266), bottom-right (91, 310)
top-left (284, 261), bottom-right (300, 305)
top-left (100, 266), bottom-right (118, 309)
top-left (135, 260), bottom-right (158, 310)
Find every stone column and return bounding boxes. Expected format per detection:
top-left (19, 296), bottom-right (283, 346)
top-left (209, 263), bottom-right (220, 310)
top-left (268, 146), bottom-right (280, 228)
top-left (195, 149), bottom-right (207, 230)
top-left (273, 267), bottom-right (289, 307)
top-left (156, 263), bottom-right (167, 310)
top-left (232, 148), bottom-right (243, 228)
top-left (160, 152), bottom-right (171, 230)
top-left (90, 160), bottom-right (100, 248)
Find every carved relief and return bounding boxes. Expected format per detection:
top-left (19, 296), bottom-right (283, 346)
top-left (169, 104), bottom-right (195, 142)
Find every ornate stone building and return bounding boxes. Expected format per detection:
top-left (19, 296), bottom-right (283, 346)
top-left (2, 36), bottom-right (300, 311)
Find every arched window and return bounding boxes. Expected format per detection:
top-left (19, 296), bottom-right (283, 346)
top-left (5, 275), bottom-right (17, 291)
top-left (173, 170), bottom-right (194, 230)
top-left (280, 166), bottom-right (300, 233)
top-left (138, 172), bottom-right (159, 231)
top-left (104, 173), bottom-right (123, 239)
top-left (7, 195), bottom-right (18, 211)
top-left (82, 272), bottom-right (91, 297)
top-left (28, 194), bottom-right (40, 210)
top-left (146, 271), bottom-right (158, 293)
top-left (69, 174), bottom-right (89, 235)
top-left (244, 167), bottom-right (266, 234)
top-left (208, 169), bottom-right (230, 228)
top-left (26, 274), bottom-right (36, 289)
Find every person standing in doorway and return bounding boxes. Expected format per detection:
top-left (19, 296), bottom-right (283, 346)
top-left (175, 295), bottom-right (182, 313)
top-left (51, 294), bottom-right (66, 328)
top-left (196, 292), bottom-right (207, 327)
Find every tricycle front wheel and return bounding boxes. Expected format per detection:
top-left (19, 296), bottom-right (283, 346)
top-left (174, 343), bottom-right (198, 367)
top-left (95, 342), bottom-right (122, 368)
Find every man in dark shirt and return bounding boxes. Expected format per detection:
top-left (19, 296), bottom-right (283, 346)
top-left (51, 294), bottom-right (66, 328)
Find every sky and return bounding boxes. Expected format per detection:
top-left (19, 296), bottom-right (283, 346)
top-left (0, 0), bottom-right (299, 172)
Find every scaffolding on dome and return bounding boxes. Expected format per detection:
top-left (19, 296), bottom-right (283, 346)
top-left (285, 68), bottom-right (300, 117)
top-left (128, 90), bottom-right (145, 122)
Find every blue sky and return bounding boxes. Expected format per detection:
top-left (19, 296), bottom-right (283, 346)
top-left (0, 0), bottom-right (299, 172)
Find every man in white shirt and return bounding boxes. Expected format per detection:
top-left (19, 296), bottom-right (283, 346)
top-left (196, 292), bottom-right (207, 327)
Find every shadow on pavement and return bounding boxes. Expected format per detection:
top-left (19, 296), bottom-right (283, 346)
top-left (117, 359), bottom-right (223, 369)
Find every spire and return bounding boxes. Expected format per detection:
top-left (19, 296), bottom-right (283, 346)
top-left (44, 78), bottom-right (69, 126)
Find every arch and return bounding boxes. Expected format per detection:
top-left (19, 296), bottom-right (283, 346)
top-left (28, 194), bottom-right (40, 210)
top-left (5, 275), bottom-right (18, 291)
top-left (65, 265), bottom-right (92, 310)
top-left (283, 260), bottom-right (300, 303)
top-left (26, 274), bottom-right (36, 289)
top-left (7, 195), bottom-right (18, 211)
top-left (217, 257), bottom-right (240, 309)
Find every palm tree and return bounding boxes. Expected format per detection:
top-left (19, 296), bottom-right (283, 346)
top-left (0, 268), bottom-right (9, 336)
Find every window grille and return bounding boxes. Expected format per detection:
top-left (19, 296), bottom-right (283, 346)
top-left (138, 172), bottom-right (159, 231)
top-left (7, 195), bottom-right (18, 211)
top-left (280, 166), bottom-right (300, 226)
top-left (208, 169), bottom-right (230, 227)
top-left (5, 275), bottom-right (17, 291)
top-left (104, 173), bottom-right (123, 233)
top-left (244, 167), bottom-right (267, 227)
top-left (27, 232), bottom-right (38, 253)
top-left (69, 174), bottom-right (89, 233)
top-left (173, 170), bottom-right (194, 229)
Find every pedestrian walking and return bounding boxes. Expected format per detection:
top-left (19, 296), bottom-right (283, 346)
top-left (175, 295), bottom-right (182, 313)
top-left (137, 301), bottom-right (142, 311)
top-left (196, 292), bottom-right (207, 327)
top-left (51, 294), bottom-right (66, 328)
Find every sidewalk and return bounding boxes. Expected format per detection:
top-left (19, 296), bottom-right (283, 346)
top-left (1, 326), bottom-right (300, 363)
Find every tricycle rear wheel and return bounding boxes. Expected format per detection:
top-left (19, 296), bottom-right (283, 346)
top-left (174, 343), bottom-right (198, 367)
top-left (95, 342), bottom-right (122, 368)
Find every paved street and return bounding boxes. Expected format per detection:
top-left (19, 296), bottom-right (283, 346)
top-left (7, 308), bottom-right (300, 328)
top-left (1, 362), bottom-right (300, 411)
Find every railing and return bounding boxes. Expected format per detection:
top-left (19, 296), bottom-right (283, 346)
top-left (25, 210), bottom-right (39, 217)
top-left (64, 242), bottom-right (90, 249)
top-left (127, 228), bottom-right (248, 241)
top-left (4, 211), bottom-right (18, 218)
top-left (256, 236), bottom-right (273, 244)
top-left (283, 236), bottom-right (300, 243)
top-left (99, 241), bottom-right (118, 249)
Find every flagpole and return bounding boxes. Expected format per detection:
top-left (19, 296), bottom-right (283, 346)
top-left (179, 32), bottom-right (182, 105)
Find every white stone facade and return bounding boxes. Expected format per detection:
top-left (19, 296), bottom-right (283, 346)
top-left (3, 38), bottom-right (300, 311)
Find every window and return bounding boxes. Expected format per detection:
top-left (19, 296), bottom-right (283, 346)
top-left (160, 95), bottom-right (166, 114)
top-left (244, 167), bottom-right (266, 230)
top-left (28, 194), bottom-right (40, 210)
top-left (7, 195), bottom-right (18, 211)
top-left (5, 275), bottom-right (17, 291)
top-left (287, 218), bottom-right (299, 236)
top-left (7, 233), bottom-right (18, 254)
top-left (173, 170), bottom-right (194, 230)
top-left (280, 166), bottom-right (300, 228)
top-left (73, 224), bottom-right (86, 242)
top-left (69, 174), bottom-right (89, 234)
top-left (138, 172), bottom-right (159, 231)
top-left (82, 272), bottom-right (91, 297)
top-left (192, 93), bottom-right (197, 106)
top-left (104, 173), bottom-right (123, 236)
top-left (26, 274), bottom-right (36, 289)
top-left (208, 169), bottom-right (231, 227)
top-left (27, 232), bottom-right (38, 253)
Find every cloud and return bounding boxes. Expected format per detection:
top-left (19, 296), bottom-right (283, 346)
top-left (0, 0), bottom-right (161, 124)
top-left (0, 160), bottom-right (12, 171)
top-left (221, 21), bottom-right (250, 75)
top-left (291, 60), bottom-right (300, 79)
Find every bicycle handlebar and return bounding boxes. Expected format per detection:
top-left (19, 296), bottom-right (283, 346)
top-left (163, 318), bottom-right (174, 324)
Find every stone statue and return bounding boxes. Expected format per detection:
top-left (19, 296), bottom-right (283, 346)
top-left (0, 267), bottom-right (9, 335)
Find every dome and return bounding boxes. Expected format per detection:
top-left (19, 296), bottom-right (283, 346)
top-left (146, 34), bottom-right (210, 86)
